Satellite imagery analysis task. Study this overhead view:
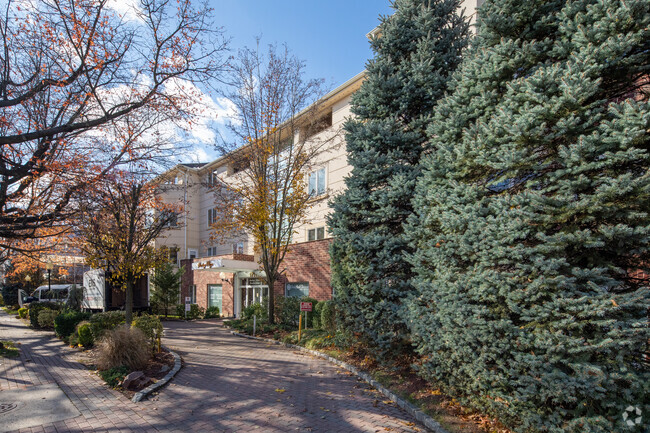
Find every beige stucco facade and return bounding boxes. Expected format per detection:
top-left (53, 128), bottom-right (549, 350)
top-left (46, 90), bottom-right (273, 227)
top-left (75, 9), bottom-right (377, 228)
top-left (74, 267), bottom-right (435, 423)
top-left (153, 73), bottom-right (364, 263)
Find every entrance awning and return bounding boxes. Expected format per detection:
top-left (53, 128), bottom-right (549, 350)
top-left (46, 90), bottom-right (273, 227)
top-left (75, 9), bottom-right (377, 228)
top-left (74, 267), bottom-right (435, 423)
top-left (191, 258), bottom-right (261, 274)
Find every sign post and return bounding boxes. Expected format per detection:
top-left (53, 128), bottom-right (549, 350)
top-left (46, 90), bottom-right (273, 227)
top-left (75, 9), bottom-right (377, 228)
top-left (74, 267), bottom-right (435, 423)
top-left (299, 302), bottom-right (312, 342)
top-left (185, 296), bottom-right (191, 319)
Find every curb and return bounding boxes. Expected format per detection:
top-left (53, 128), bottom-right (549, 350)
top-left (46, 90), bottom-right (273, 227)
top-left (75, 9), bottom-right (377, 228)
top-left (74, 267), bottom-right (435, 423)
top-left (230, 331), bottom-right (449, 433)
top-left (132, 347), bottom-right (182, 403)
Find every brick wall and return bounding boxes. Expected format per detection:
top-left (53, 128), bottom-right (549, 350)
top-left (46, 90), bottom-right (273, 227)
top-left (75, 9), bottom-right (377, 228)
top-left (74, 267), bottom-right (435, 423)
top-left (179, 239), bottom-right (334, 316)
top-left (180, 258), bottom-right (235, 316)
top-left (274, 238), bottom-right (333, 300)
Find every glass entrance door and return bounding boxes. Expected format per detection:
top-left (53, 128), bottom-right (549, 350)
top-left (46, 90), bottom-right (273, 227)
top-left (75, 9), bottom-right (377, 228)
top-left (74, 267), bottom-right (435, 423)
top-left (208, 284), bottom-right (222, 312)
top-left (240, 278), bottom-right (269, 308)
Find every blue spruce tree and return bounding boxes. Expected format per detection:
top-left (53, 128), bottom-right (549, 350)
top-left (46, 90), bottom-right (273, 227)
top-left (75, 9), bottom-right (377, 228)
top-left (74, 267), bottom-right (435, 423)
top-left (406, 0), bottom-right (650, 431)
top-left (328, 0), bottom-right (470, 357)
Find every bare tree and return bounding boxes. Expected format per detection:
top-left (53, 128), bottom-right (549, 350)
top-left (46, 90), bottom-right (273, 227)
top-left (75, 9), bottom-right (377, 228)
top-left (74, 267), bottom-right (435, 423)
top-left (0, 0), bottom-right (227, 256)
top-left (210, 42), bottom-right (334, 323)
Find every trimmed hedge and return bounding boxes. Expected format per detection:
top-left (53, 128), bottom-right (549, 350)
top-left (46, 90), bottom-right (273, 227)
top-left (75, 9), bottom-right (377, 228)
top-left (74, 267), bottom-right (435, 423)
top-left (320, 300), bottom-right (336, 333)
top-left (54, 311), bottom-right (91, 338)
top-left (89, 311), bottom-right (125, 338)
top-left (28, 302), bottom-right (62, 328)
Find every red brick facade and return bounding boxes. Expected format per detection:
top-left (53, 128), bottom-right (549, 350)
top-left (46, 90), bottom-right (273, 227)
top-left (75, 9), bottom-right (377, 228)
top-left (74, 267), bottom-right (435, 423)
top-left (179, 239), bottom-right (333, 317)
top-left (273, 238), bottom-right (333, 300)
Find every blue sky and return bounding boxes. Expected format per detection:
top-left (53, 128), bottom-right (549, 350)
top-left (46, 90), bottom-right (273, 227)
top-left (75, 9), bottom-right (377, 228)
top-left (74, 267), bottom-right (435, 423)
top-left (145, 1), bottom-right (395, 163)
top-left (210, 1), bottom-right (394, 88)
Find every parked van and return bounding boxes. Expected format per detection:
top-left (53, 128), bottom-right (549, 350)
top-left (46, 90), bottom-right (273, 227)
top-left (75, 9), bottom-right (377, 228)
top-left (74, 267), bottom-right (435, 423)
top-left (29, 284), bottom-right (74, 303)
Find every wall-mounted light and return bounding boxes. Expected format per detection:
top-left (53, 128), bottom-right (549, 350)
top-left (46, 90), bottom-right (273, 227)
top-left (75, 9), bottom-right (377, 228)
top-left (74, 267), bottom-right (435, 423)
top-left (219, 272), bottom-right (231, 284)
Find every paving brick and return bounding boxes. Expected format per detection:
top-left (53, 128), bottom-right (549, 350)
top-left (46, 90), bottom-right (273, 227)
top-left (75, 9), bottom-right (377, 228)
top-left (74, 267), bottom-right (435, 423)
top-left (0, 311), bottom-right (425, 432)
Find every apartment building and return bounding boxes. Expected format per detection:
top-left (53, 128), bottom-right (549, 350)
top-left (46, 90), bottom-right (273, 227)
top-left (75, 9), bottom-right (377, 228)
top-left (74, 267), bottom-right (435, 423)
top-left (153, 73), bottom-right (364, 317)
top-left (154, 0), bottom-right (482, 317)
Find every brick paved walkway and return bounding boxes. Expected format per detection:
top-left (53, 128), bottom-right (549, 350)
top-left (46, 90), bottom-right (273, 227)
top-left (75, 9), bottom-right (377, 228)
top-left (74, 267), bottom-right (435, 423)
top-left (0, 310), bottom-right (424, 432)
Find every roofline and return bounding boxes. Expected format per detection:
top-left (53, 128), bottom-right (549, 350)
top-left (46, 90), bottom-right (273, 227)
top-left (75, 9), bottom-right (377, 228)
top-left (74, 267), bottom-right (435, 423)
top-left (156, 71), bottom-right (367, 179)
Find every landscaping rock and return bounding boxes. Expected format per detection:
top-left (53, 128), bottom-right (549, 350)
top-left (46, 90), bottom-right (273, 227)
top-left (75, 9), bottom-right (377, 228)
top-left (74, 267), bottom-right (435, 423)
top-left (122, 371), bottom-right (151, 390)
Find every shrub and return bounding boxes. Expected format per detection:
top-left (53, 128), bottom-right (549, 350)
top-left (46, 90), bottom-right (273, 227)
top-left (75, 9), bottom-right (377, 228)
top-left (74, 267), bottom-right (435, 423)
top-left (37, 309), bottom-right (59, 329)
top-left (94, 325), bottom-right (149, 371)
top-left (54, 311), bottom-right (91, 338)
top-left (332, 329), bottom-right (355, 350)
top-left (99, 365), bottom-right (129, 388)
top-left (1, 284), bottom-right (20, 308)
top-left (132, 314), bottom-right (163, 350)
top-left (203, 306), bottom-right (220, 319)
top-left (274, 295), bottom-right (300, 327)
top-left (187, 304), bottom-right (204, 320)
top-left (241, 302), bottom-right (265, 321)
top-left (312, 301), bottom-right (325, 329)
top-left (77, 321), bottom-right (94, 347)
top-left (300, 297), bottom-right (318, 328)
top-left (0, 292), bottom-right (4, 306)
top-left (90, 311), bottom-right (125, 338)
top-left (175, 304), bottom-right (185, 318)
top-left (28, 302), bottom-right (62, 328)
top-left (68, 332), bottom-right (79, 347)
top-left (320, 300), bottom-right (336, 333)
top-left (17, 307), bottom-right (28, 319)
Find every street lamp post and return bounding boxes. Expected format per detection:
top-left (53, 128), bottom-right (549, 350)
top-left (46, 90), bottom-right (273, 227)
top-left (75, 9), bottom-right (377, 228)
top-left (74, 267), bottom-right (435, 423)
top-left (46, 259), bottom-right (54, 295)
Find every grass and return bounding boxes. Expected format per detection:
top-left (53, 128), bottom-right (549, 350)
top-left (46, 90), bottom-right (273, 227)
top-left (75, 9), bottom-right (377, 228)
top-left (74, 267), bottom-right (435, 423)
top-left (0, 340), bottom-right (19, 358)
top-left (2, 306), bottom-right (21, 316)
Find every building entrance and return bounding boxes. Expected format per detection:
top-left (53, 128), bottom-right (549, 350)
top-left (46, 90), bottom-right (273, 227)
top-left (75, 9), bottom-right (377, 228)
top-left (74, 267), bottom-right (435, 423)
top-left (240, 277), bottom-right (269, 309)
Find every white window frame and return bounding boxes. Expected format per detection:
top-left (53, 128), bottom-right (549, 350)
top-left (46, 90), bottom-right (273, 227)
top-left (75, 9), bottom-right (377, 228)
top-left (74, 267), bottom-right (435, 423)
top-left (188, 249), bottom-right (198, 259)
top-left (308, 167), bottom-right (326, 197)
top-left (189, 285), bottom-right (196, 304)
top-left (308, 226), bottom-right (325, 242)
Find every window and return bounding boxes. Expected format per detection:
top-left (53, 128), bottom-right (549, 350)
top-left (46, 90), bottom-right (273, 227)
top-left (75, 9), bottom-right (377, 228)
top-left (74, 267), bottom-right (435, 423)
top-left (286, 282), bottom-right (309, 298)
top-left (206, 246), bottom-right (217, 257)
top-left (207, 208), bottom-right (216, 227)
top-left (162, 210), bottom-right (178, 228)
top-left (232, 242), bottom-right (244, 254)
top-left (188, 249), bottom-right (198, 259)
top-left (308, 227), bottom-right (325, 241)
top-left (189, 285), bottom-right (196, 304)
top-left (169, 247), bottom-right (178, 265)
top-left (308, 168), bottom-right (326, 196)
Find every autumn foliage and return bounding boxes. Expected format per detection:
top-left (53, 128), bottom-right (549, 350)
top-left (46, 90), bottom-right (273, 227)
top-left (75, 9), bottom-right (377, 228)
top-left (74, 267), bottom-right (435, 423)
top-left (0, 0), bottom-right (226, 257)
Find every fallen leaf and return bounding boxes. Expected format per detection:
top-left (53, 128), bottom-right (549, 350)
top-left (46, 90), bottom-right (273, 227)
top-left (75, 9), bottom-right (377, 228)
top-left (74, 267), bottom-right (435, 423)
top-left (275, 388), bottom-right (286, 393)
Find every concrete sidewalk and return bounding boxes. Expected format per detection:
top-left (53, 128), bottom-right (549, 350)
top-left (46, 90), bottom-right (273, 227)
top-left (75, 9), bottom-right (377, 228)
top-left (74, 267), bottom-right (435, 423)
top-left (0, 310), bottom-right (425, 432)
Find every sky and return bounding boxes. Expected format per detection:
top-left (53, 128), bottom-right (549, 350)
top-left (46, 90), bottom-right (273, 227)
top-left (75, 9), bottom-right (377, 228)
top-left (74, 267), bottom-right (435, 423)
top-left (210, 1), bottom-right (394, 88)
top-left (164, 1), bottom-right (396, 164)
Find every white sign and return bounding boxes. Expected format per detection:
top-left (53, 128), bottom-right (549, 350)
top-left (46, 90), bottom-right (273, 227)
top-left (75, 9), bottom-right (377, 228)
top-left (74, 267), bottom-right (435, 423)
top-left (185, 297), bottom-right (191, 303)
top-left (185, 303), bottom-right (191, 312)
top-left (191, 259), bottom-right (223, 270)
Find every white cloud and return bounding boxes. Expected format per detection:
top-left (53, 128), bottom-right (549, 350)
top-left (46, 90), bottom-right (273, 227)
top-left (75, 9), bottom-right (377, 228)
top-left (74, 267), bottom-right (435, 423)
top-left (105, 0), bottom-right (144, 22)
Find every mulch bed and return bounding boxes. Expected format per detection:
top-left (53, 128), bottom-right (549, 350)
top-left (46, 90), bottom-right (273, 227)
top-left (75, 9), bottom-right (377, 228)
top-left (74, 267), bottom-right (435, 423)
top-left (120, 349), bottom-right (176, 398)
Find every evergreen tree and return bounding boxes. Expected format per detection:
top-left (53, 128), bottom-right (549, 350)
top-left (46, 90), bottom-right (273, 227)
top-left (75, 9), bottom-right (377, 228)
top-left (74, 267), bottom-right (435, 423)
top-left (151, 263), bottom-right (183, 318)
top-left (328, 0), bottom-right (470, 356)
top-left (406, 0), bottom-right (650, 431)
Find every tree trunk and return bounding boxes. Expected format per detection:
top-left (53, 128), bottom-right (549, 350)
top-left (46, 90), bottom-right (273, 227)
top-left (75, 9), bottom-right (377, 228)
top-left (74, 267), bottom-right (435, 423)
top-left (125, 280), bottom-right (134, 325)
top-left (267, 275), bottom-right (275, 324)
